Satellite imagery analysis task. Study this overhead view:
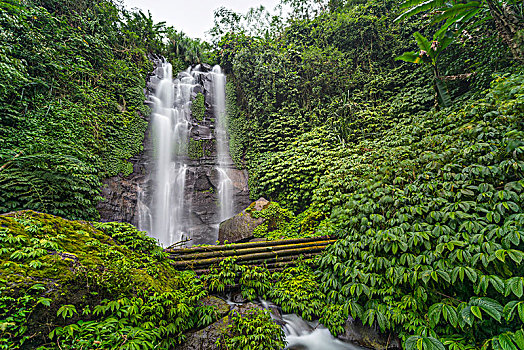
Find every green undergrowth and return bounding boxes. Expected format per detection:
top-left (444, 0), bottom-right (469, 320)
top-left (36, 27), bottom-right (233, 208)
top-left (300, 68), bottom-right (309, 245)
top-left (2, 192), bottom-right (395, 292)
top-left (188, 138), bottom-right (214, 160)
top-left (0, 0), bottom-right (211, 221)
top-left (215, 307), bottom-right (285, 350)
top-left (0, 210), bottom-right (218, 349)
top-left (313, 73), bottom-right (524, 348)
top-left (200, 257), bottom-right (345, 335)
top-left (247, 201), bottom-right (327, 240)
top-left (191, 92), bottom-right (206, 121)
top-left (0, 0), bottom-right (155, 220)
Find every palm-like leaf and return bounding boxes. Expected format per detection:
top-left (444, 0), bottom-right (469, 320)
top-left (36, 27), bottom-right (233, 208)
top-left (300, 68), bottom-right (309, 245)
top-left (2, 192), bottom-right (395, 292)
top-left (395, 51), bottom-right (423, 63)
top-left (430, 2), bottom-right (482, 25)
top-left (395, 0), bottom-right (447, 22)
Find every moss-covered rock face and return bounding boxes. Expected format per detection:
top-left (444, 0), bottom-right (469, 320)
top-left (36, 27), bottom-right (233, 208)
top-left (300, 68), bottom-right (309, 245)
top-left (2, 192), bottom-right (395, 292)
top-left (0, 210), bottom-right (180, 294)
top-left (0, 211), bottom-right (212, 349)
top-left (188, 138), bottom-right (215, 160)
top-left (191, 93), bottom-right (206, 121)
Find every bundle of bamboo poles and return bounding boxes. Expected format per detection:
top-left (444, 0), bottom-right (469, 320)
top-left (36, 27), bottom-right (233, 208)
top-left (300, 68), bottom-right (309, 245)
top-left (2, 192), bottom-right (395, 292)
top-left (166, 236), bottom-right (336, 273)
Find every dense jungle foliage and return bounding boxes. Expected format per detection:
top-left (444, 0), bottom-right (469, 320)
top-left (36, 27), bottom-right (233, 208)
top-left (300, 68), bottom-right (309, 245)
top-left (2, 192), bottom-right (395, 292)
top-left (217, 0), bottom-right (523, 349)
top-left (0, 0), bottom-right (207, 220)
top-left (1, 0), bottom-right (523, 349)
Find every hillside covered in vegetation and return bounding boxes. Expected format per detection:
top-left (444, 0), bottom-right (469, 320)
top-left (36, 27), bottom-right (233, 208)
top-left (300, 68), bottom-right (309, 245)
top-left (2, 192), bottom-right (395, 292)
top-left (1, 0), bottom-right (523, 349)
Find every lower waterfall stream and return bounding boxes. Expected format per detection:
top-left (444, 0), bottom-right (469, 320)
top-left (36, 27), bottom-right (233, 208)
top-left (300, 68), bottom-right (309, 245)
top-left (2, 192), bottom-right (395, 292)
top-left (264, 302), bottom-right (366, 350)
top-left (282, 314), bottom-right (364, 350)
top-left (223, 298), bottom-right (367, 350)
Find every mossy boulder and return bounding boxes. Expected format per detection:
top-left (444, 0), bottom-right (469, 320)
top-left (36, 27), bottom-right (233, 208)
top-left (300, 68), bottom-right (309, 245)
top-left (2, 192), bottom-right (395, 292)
top-left (339, 316), bottom-right (401, 349)
top-left (0, 210), bottom-right (181, 293)
top-left (179, 302), bottom-right (275, 350)
top-left (217, 198), bottom-right (270, 243)
top-left (218, 199), bottom-right (327, 243)
top-left (0, 210), bottom-right (203, 348)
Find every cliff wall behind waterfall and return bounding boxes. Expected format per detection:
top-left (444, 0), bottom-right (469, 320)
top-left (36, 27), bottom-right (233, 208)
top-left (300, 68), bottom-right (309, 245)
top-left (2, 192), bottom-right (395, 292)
top-left (97, 61), bottom-right (251, 245)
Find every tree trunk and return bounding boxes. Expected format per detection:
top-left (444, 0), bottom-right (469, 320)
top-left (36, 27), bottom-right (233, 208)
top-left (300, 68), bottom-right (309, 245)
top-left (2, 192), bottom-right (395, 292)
top-left (486, 0), bottom-right (523, 61)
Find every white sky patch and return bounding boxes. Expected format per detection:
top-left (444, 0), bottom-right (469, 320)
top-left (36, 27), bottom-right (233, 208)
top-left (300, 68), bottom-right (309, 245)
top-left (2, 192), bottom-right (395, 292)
top-left (120, 0), bottom-right (285, 40)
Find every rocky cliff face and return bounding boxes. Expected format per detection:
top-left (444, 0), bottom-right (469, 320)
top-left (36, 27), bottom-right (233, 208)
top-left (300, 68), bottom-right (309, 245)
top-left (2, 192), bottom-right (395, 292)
top-left (97, 61), bottom-right (251, 246)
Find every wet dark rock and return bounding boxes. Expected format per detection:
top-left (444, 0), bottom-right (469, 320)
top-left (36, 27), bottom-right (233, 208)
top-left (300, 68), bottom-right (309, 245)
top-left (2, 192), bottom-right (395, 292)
top-left (338, 316), bottom-right (401, 349)
top-left (97, 124), bottom-right (151, 227)
top-left (218, 198), bottom-right (269, 243)
top-left (203, 296), bottom-right (230, 317)
top-left (178, 302), bottom-right (265, 350)
top-left (177, 316), bottom-right (226, 350)
top-left (231, 292), bottom-right (247, 304)
top-left (192, 85), bottom-right (203, 94)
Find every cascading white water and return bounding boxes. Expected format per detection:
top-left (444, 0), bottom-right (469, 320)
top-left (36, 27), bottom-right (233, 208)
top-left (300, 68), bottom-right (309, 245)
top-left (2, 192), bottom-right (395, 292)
top-left (282, 314), bottom-right (364, 350)
top-left (140, 62), bottom-right (195, 246)
top-left (220, 298), bottom-right (366, 350)
top-left (139, 62), bottom-right (236, 246)
top-left (211, 65), bottom-right (234, 222)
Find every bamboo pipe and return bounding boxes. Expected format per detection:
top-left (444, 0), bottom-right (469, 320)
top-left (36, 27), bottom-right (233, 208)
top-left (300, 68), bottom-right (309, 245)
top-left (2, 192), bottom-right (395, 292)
top-left (235, 253), bottom-right (317, 266)
top-left (185, 253), bottom-right (318, 272)
top-left (168, 240), bottom-right (336, 261)
top-left (170, 245), bottom-right (327, 269)
top-left (165, 236), bottom-right (335, 255)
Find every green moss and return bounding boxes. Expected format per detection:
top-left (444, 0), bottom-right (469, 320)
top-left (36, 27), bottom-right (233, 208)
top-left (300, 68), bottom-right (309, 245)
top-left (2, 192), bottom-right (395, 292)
top-left (188, 138), bottom-right (214, 160)
top-left (191, 92), bottom-right (206, 121)
top-left (249, 202), bottom-right (326, 240)
top-left (0, 210), bottom-right (213, 348)
top-left (0, 211), bottom-right (181, 293)
top-left (226, 80), bottom-right (250, 169)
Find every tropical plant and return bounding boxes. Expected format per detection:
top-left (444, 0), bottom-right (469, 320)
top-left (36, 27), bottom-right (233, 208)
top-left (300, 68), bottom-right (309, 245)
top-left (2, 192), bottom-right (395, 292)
top-left (395, 0), bottom-right (524, 60)
top-left (316, 73), bottom-right (524, 349)
top-left (396, 31), bottom-right (454, 107)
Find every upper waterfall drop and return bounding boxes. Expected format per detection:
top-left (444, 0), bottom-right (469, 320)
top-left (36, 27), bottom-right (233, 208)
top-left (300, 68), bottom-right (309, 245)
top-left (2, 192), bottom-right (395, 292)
top-left (139, 61), bottom-right (196, 247)
top-left (136, 61), bottom-right (248, 248)
top-left (211, 65), bottom-right (234, 223)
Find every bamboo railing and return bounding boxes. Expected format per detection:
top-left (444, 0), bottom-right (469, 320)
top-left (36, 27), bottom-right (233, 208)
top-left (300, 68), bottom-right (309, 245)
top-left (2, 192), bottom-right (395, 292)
top-left (166, 236), bottom-right (335, 272)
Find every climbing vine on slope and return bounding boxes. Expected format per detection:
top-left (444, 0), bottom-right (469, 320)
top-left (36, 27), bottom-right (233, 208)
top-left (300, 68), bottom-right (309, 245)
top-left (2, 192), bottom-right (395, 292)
top-left (316, 74), bottom-right (524, 349)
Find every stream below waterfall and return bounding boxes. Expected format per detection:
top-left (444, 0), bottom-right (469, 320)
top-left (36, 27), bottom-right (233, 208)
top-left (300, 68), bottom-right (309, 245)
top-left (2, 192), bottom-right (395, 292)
top-left (224, 297), bottom-right (367, 350)
top-left (282, 314), bottom-right (364, 350)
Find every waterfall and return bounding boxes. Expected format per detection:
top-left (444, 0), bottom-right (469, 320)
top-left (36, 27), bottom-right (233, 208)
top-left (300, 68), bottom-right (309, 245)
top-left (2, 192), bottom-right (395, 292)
top-left (211, 65), bottom-right (234, 223)
top-left (139, 62), bottom-right (195, 246)
top-left (138, 62), bottom-right (237, 247)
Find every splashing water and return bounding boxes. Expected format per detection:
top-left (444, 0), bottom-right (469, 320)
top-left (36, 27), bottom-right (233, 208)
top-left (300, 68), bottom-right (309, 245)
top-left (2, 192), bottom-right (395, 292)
top-left (211, 65), bottom-right (234, 223)
top-left (259, 300), bottom-right (366, 350)
top-left (139, 62), bottom-right (195, 246)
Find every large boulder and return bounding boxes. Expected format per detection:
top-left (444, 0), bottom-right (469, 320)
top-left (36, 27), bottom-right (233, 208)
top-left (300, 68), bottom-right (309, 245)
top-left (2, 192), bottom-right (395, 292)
top-left (178, 302), bottom-right (265, 350)
top-left (218, 198), bottom-right (270, 243)
top-left (338, 316), bottom-right (401, 349)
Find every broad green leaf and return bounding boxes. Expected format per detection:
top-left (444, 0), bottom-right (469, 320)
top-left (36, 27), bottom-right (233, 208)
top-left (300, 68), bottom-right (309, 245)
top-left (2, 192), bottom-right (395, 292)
top-left (498, 333), bottom-right (518, 350)
top-left (471, 305), bottom-right (482, 320)
top-left (414, 32), bottom-right (432, 55)
top-left (514, 329), bottom-right (524, 349)
top-left (471, 297), bottom-right (502, 322)
top-left (395, 51), bottom-right (422, 64)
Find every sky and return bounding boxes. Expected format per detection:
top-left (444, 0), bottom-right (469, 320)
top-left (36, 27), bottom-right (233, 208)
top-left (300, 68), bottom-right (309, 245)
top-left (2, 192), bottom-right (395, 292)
top-left (121, 0), bottom-right (284, 40)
